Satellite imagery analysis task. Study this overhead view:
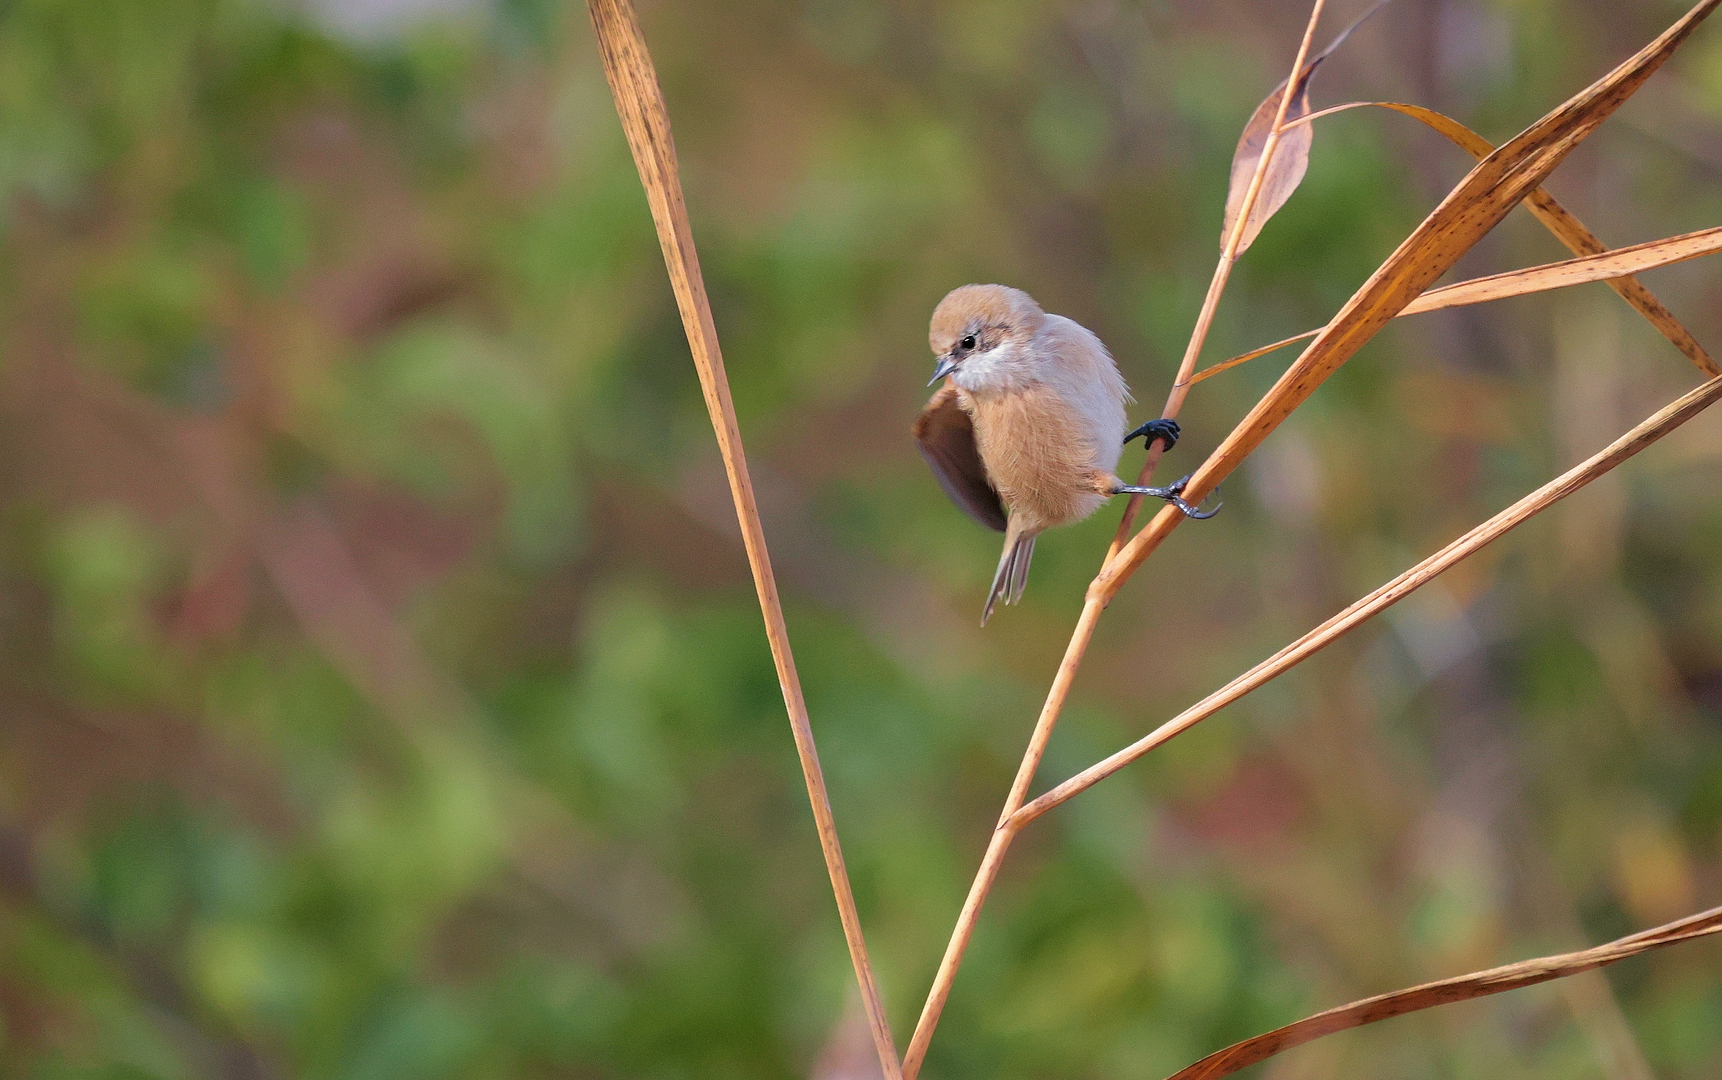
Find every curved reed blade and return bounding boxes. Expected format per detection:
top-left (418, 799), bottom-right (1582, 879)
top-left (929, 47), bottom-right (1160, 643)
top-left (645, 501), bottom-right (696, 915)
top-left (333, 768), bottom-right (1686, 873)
top-left (1019, 374), bottom-right (1722, 825)
top-left (584, 3), bottom-right (901, 1076)
top-left (1163, 905), bottom-right (1722, 1080)
top-left (1288, 99), bottom-right (1720, 375)
top-left (1191, 330), bottom-right (1321, 385)
top-left (1407, 224), bottom-right (1722, 312)
top-left (1101, 0), bottom-right (1722, 599)
top-left (1201, 225), bottom-right (1722, 381)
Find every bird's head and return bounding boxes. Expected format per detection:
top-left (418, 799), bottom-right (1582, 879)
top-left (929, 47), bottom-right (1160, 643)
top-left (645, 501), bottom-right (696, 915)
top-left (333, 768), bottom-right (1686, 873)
top-left (927, 284), bottom-right (1046, 394)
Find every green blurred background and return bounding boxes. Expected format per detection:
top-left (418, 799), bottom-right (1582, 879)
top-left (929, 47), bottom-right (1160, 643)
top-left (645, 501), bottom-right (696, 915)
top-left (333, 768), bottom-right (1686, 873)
top-left (2, 0), bottom-right (1721, 1076)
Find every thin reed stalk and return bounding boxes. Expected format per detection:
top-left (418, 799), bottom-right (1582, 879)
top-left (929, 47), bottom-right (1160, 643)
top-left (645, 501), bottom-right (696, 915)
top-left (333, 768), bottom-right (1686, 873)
top-left (902, 3), bottom-right (1722, 1073)
top-left (901, 5), bottom-right (1334, 1076)
top-left (1106, 0), bottom-right (1331, 553)
top-left (1017, 373), bottom-right (1722, 826)
top-left (1165, 903), bottom-right (1722, 1080)
top-left (1282, 99), bottom-right (1720, 376)
top-left (584, 3), bottom-right (900, 1076)
top-left (1193, 224), bottom-right (1722, 384)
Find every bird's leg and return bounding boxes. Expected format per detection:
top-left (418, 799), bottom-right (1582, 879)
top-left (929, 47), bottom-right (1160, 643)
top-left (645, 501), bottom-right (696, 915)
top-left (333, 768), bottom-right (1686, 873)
top-left (1124, 418), bottom-right (1181, 452)
top-left (1113, 473), bottom-right (1222, 520)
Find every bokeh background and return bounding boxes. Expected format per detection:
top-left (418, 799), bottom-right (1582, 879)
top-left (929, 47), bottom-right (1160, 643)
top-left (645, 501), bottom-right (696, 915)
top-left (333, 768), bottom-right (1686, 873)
top-left (2, 0), bottom-right (1722, 1077)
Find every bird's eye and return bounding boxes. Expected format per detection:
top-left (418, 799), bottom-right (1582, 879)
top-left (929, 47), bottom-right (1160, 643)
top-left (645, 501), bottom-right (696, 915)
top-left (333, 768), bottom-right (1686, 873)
top-left (961, 335), bottom-right (977, 351)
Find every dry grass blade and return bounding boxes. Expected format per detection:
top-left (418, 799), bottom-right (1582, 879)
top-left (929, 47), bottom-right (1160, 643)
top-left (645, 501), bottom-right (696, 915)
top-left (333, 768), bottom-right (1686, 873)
top-left (1161, 905), bottom-right (1722, 1080)
top-left (1222, 0), bottom-right (1395, 254)
top-left (584, 3), bottom-right (901, 1076)
top-left (1289, 99), bottom-right (1720, 375)
top-left (1016, 374), bottom-right (1722, 826)
top-left (1222, 76), bottom-right (1314, 256)
top-left (1408, 224), bottom-right (1722, 312)
top-left (1190, 331), bottom-right (1318, 384)
top-left (1197, 225), bottom-right (1722, 383)
top-left (1101, 0), bottom-right (1722, 599)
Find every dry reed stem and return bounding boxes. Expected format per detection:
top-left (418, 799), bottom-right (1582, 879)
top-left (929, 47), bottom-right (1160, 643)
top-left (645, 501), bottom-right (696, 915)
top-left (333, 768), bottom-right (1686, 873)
top-left (1014, 373), bottom-right (1722, 826)
top-left (1099, 0), bottom-right (1722, 603)
top-left (1294, 100), bottom-right (1720, 376)
top-left (1108, 0), bottom-right (1332, 553)
top-left (906, 6), bottom-right (1720, 1072)
top-left (1194, 224), bottom-right (1722, 384)
top-left (1400, 223), bottom-right (1722, 310)
top-left (1162, 904), bottom-right (1722, 1080)
top-left (1190, 330), bottom-right (1323, 385)
top-left (584, 3), bottom-right (901, 1075)
top-left (897, 595), bottom-right (1102, 1079)
top-left (900, 6), bottom-right (1334, 1077)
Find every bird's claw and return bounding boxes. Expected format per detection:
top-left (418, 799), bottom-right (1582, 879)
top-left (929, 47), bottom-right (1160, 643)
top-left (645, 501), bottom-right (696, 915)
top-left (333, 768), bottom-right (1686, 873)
top-left (1160, 475), bottom-right (1223, 519)
top-left (1124, 418), bottom-right (1181, 452)
top-left (1115, 474), bottom-right (1223, 520)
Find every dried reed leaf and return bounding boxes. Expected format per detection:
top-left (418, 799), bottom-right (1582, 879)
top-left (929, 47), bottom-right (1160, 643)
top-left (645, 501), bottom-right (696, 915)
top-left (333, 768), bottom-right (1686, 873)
top-left (1408, 224), bottom-right (1722, 312)
top-left (584, 2), bottom-right (901, 1076)
top-left (1021, 373), bottom-right (1722, 825)
top-left (1221, 1), bottom-right (1394, 253)
top-left (1222, 78), bottom-right (1314, 255)
top-left (1102, 0), bottom-right (1722, 598)
top-left (1163, 905), bottom-right (1722, 1080)
top-left (1288, 101), bottom-right (1722, 374)
top-left (1189, 331), bottom-right (1317, 384)
top-left (1196, 225), bottom-right (1722, 383)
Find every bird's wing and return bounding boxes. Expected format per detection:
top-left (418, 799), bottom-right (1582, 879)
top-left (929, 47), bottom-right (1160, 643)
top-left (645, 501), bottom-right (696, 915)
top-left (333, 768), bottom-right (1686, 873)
top-left (913, 384), bottom-right (1007, 533)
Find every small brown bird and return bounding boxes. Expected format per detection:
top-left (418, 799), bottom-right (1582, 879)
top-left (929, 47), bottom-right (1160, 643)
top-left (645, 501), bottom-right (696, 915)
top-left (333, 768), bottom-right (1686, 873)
top-left (914, 284), bottom-right (1216, 624)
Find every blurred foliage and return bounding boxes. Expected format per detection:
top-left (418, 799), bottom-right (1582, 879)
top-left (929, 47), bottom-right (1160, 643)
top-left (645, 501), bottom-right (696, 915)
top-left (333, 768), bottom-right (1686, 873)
top-left (0, 0), bottom-right (1721, 1077)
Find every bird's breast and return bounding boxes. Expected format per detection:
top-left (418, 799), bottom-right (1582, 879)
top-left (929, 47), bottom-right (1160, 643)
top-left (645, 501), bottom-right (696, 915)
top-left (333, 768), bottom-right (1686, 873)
top-left (964, 383), bottom-right (1108, 530)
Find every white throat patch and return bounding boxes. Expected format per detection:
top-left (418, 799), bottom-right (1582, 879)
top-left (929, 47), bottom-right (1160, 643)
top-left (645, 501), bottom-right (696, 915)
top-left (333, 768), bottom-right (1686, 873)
top-left (951, 340), bottom-right (1031, 396)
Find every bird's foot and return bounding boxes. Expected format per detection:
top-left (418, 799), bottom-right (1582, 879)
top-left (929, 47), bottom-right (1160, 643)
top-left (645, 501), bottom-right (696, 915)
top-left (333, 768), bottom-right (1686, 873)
top-left (1115, 474), bottom-right (1222, 519)
top-left (1124, 418), bottom-right (1181, 452)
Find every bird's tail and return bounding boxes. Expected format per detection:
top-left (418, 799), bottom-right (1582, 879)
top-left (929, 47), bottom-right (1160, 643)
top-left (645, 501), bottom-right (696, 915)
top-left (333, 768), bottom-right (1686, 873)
top-left (982, 524), bottom-right (1037, 626)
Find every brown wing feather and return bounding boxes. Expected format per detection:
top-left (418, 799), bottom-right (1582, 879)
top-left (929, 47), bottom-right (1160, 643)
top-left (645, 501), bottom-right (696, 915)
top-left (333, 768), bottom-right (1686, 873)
top-left (913, 384), bottom-right (1007, 533)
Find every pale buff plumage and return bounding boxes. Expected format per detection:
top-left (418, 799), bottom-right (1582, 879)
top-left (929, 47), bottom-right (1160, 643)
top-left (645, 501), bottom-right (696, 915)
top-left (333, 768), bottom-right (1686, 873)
top-left (919, 284), bottom-right (1136, 624)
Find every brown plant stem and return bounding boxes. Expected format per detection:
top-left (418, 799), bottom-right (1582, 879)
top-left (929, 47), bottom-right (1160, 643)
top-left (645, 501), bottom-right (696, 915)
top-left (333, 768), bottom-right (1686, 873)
top-left (1193, 224), bottom-right (1722, 384)
top-left (903, 8), bottom-right (1721, 1058)
top-left (1102, 0), bottom-right (1722, 602)
top-left (900, 597), bottom-right (1102, 1078)
top-left (1162, 903), bottom-right (1722, 1080)
top-left (1408, 223), bottom-right (1722, 312)
top-left (584, 3), bottom-right (901, 1076)
top-left (1015, 373), bottom-right (1722, 826)
top-left (1107, 0), bottom-right (1332, 557)
top-left (1189, 330), bottom-right (1318, 385)
top-left (900, 6), bottom-right (1335, 1077)
top-left (1284, 100), bottom-right (1720, 376)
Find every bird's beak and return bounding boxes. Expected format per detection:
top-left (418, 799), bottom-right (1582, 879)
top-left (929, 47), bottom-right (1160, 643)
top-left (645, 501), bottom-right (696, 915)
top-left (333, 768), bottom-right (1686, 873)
top-left (927, 355), bottom-right (958, 386)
